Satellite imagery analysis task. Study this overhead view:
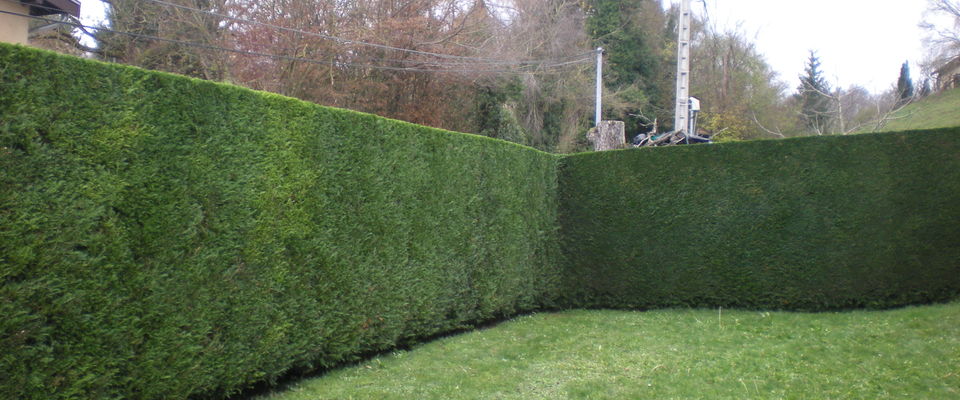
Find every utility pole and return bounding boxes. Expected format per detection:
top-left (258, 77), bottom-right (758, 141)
top-left (595, 47), bottom-right (603, 127)
top-left (633, 0), bottom-right (705, 147)
top-left (587, 46), bottom-right (624, 151)
top-left (673, 0), bottom-right (691, 135)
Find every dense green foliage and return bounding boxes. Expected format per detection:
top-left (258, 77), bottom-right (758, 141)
top-left (558, 129), bottom-right (960, 310)
top-left (585, 0), bottom-right (673, 134)
top-left (2, 44), bottom-right (960, 400)
top-left (0, 44), bottom-right (561, 399)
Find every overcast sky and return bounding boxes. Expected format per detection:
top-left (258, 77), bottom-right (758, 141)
top-left (663, 0), bottom-right (932, 94)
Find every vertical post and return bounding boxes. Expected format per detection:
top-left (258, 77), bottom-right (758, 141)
top-left (674, 0), bottom-right (691, 134)
top-left (595, 47), bottom-right (603, 127)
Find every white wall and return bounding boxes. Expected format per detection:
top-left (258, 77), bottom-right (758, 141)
top-left (0, 1), bottom-right (30, 45)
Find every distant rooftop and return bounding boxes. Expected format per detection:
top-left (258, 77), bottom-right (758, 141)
top-left (22, 0), bottom-right (80, 18)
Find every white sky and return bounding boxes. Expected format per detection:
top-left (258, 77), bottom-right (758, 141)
top-left (663, 0), bottom-right (932, 94)
top-left (80, 0), bottom-right (104, 24)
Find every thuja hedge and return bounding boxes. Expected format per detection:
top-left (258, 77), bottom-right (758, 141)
top-left (0, 44), bottom-right (561, 399)
top-left (558, 129), bottom-right (960, 310)
top-left (3, 43), bottom-right (960, 400)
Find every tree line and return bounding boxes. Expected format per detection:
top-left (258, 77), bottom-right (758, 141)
top-left (27, 0), bottom-right (960, 151)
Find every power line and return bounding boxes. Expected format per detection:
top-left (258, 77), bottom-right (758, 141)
top-left (135, 0), bottom-right (595, 66)
top-left (10, 1), bottom-right (592, 70)
top-left (3, 9), bottom-right (591, 74)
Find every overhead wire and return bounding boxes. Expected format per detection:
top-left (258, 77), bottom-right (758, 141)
top-left (7, 1), bottom-right (593, 70)
top-left (2, 7), bottom-right (592, 74)
top-left (134, 0), bottom-right (593, 65)
top-left (140, 0), bottom-right (592, 65)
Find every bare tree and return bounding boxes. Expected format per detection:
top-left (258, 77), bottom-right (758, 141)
top-left (481, 0), bottom-right (593, 150)
top-left (801, 82), bottom-right (916, 135)
top-left (691, 25), bottom-right (792, 140)
top-left (94, 0), bottom-right (232, 80)
top-left (27, 14), bottom-right (102, 56)
top-left (920, 0), bottom-right (960, 69)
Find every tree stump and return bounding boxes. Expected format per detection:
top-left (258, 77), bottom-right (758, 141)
top-left (586, 120), bottom-right (625, 151)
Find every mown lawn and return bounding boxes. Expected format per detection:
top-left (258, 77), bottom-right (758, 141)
top-left (254, 302), bottom-right (960, 399)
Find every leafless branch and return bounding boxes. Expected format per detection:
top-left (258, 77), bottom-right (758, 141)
top-left (750, 112), bottom-right (786, 138)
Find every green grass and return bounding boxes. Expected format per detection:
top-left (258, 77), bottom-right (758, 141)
top-left (252, 302), bottom-right (960, 399)
top-left (875, 88), bottom-right (960, 132)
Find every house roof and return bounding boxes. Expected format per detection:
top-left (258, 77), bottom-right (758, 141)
top-left (935, 56), bottom-right (960, 75)
top-left (22, 0), bottom-right (80, 18)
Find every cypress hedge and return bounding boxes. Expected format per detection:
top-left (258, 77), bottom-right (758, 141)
top-left (558, 129), bottom-right (960, 310)
top-left (3, 43), bottom-right (960, 400)
top-left (0, 44), bottom-right (561, 399)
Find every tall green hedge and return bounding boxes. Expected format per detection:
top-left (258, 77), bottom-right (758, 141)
top-left (558, 129), bottom-right (960, 310)
top-left (3, 43), bottom-right (960, 400)
top-left (0, 44), bottom-right (561, 399)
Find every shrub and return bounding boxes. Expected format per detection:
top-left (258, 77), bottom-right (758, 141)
top-left (3, 43), bottom-right (959, 400)
top-left (558, 130), bottom-right (960, 310)
top-left (0, 44), bottom-right (561, 399)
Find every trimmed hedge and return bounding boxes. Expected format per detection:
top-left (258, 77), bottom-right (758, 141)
top-left (3, 43), bottom-right (960, 400)
top-left (0, 44), bottom-right (561, 399)
top-left (558, 129), bottom-right (960, 310)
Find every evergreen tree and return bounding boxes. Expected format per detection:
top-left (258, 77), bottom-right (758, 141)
top-left (797, 51), bottom-right (834, 134)
top-left (896, 61), bottom-right (915, 107)
top-left (585, 0), bottom-right (670, 134)
top-left (919, 78), bottom-right (932, 98)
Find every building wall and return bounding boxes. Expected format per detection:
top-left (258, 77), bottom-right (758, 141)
top-left (943, 67), bottom-right (960, 91)
top-left (937, 59), bottom-right (960, 91)
top-left (0, 1), bottom-right (30, 45)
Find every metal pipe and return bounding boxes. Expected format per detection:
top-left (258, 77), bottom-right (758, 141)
top-left (595, 47), bottom-right (603, 127)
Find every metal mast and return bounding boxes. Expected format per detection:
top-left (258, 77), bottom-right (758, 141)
top-left (595, 47), bottom-right (603, 127)
top-left (673, 0), bottom-right (691, 134)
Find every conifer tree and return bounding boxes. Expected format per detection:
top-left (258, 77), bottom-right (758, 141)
top-left (585, 0), bottom-right (670, 133)
top-left (919, 78), bottom-right (932, 98)
top-left (797, 51), bottom-right (834, 134)
top-left (896, 61), bottom-right (915, 107)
